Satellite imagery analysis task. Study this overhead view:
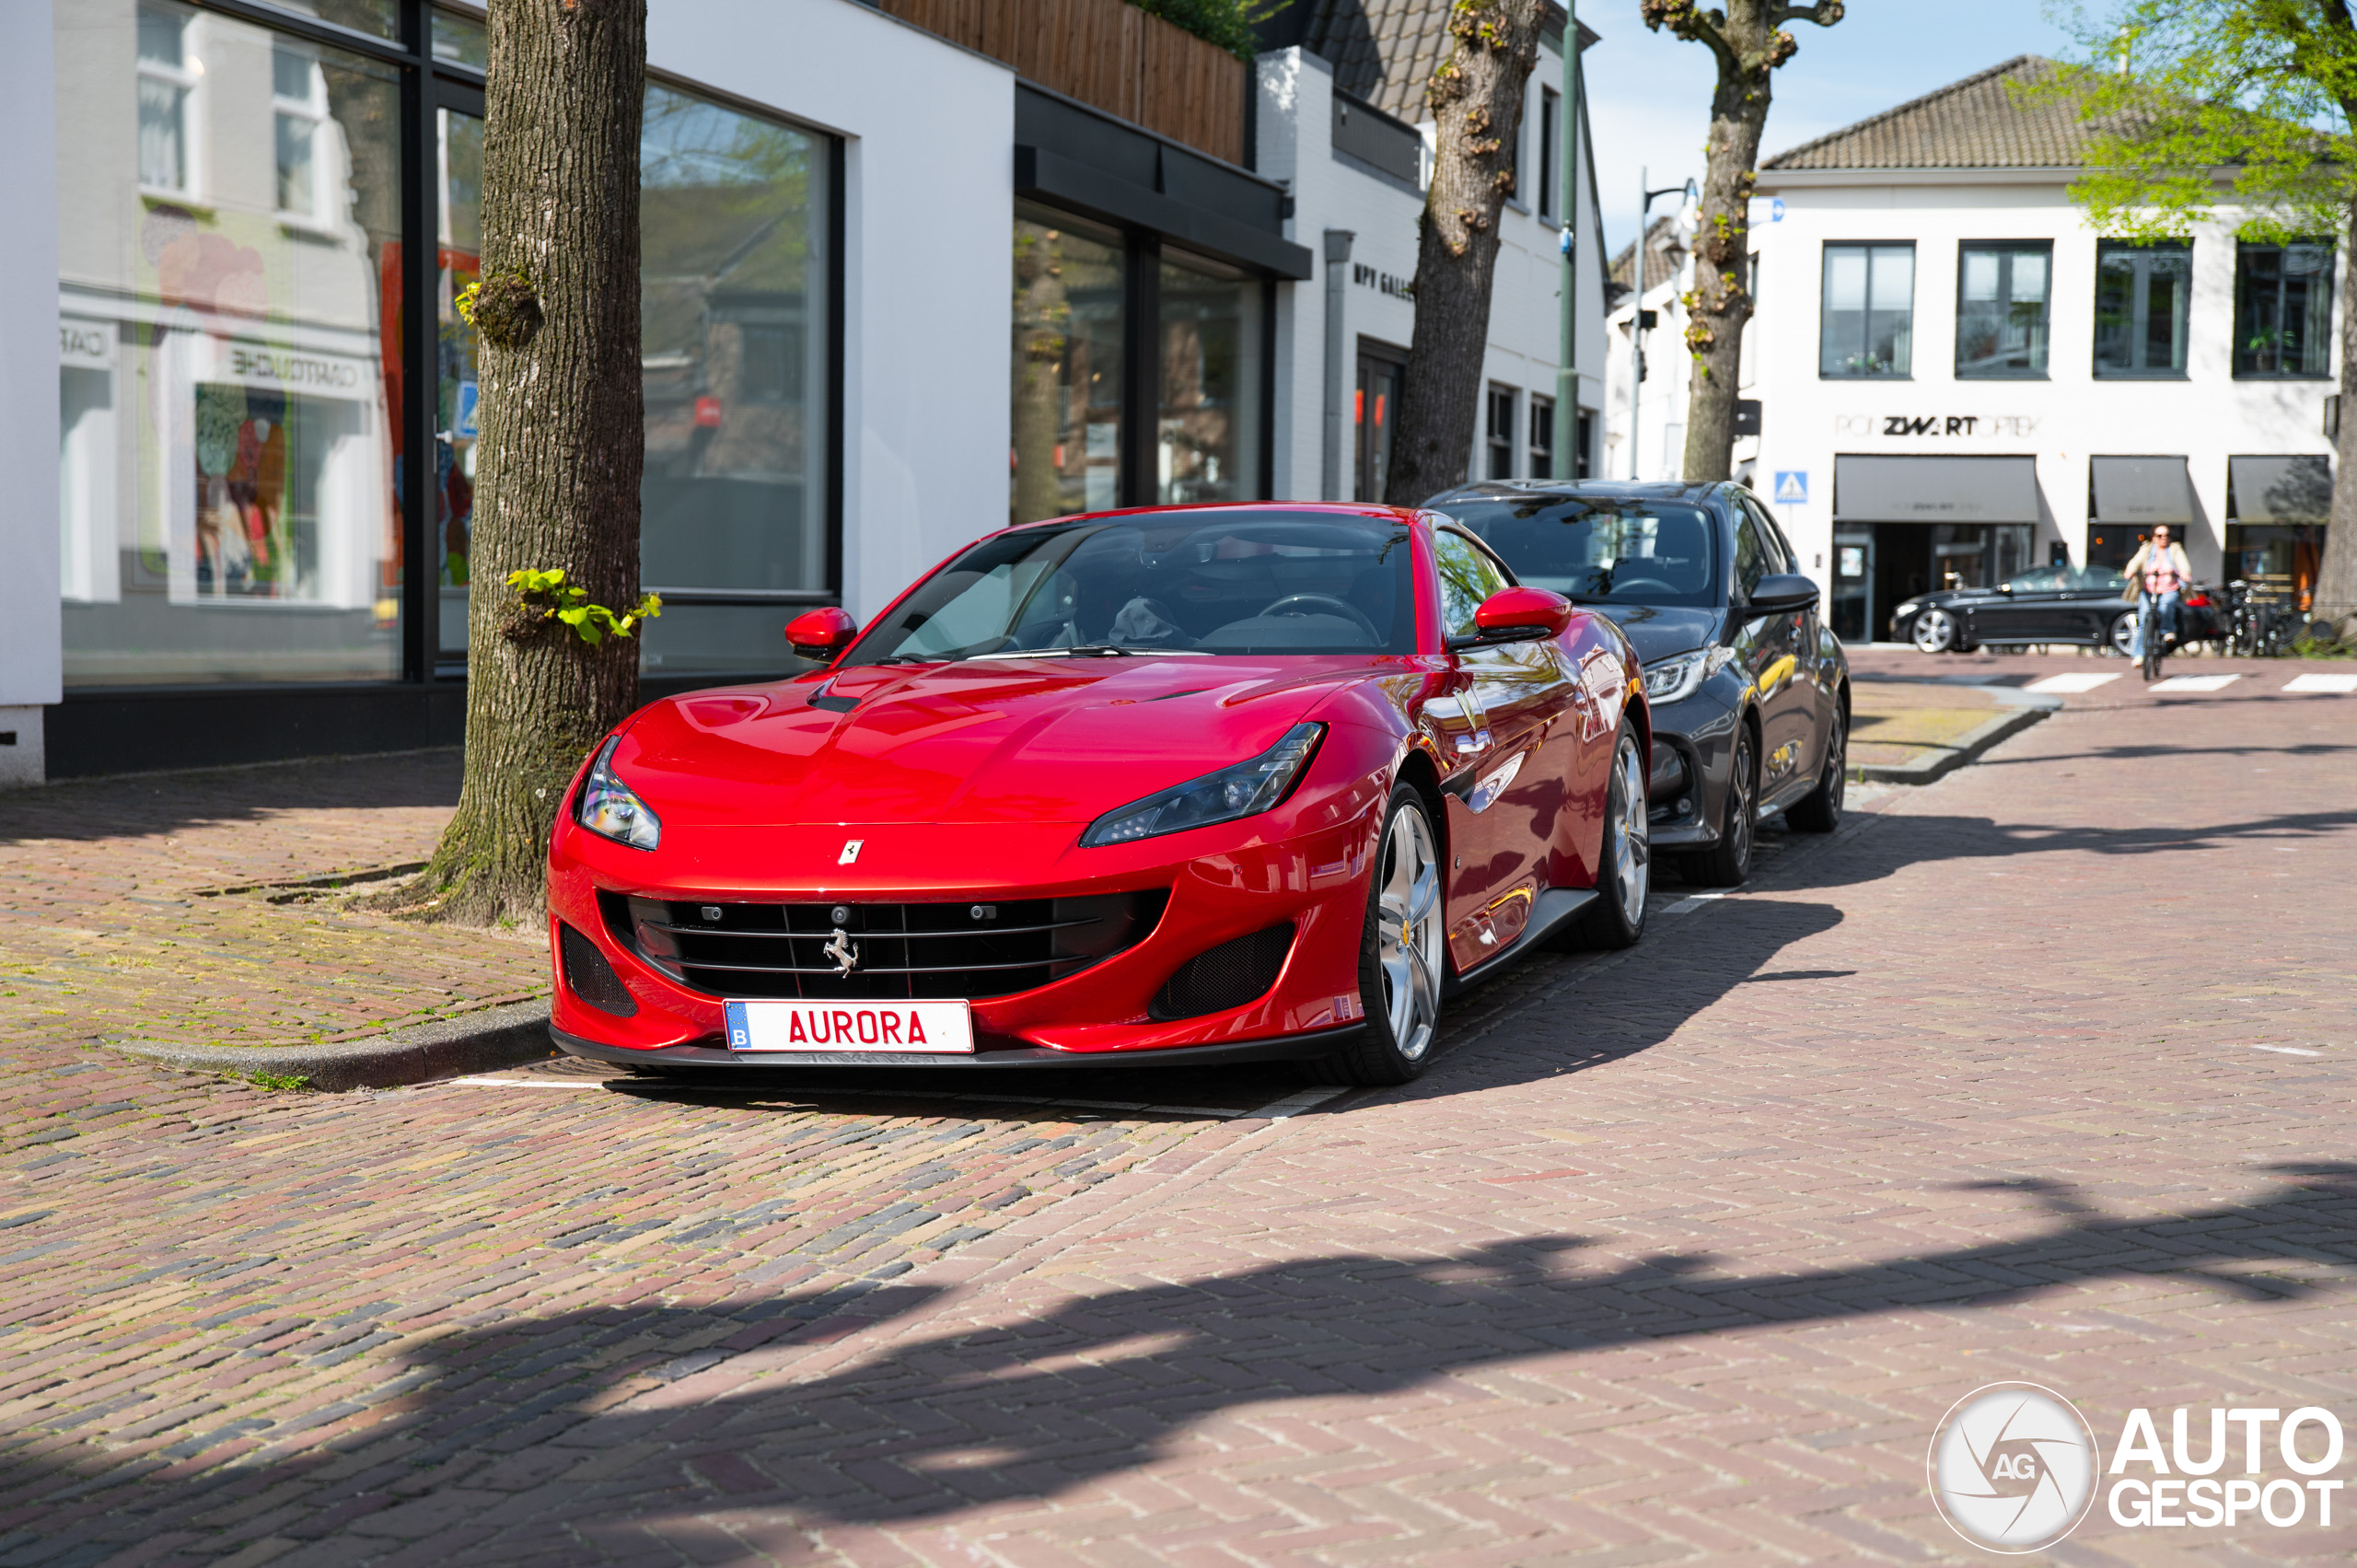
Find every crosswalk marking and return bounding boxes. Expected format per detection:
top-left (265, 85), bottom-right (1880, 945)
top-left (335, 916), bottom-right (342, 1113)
top-left (2284, 672), bottom-right (2357, 693)
top-left (2025, 672), bottom-right (2120, 693)
top-left (2148, 674), bottom-right (2240, 691)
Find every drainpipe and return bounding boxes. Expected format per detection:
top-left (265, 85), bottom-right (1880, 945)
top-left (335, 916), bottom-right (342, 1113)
top-left (1322, 228), bottom-right (1354, 500)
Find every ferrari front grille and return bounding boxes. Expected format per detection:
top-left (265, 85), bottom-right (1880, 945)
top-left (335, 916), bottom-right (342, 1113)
top-left (601, 889), bottom-right (1170, 1002)
top-left (1148, 923), bottom-right (1295, 1021)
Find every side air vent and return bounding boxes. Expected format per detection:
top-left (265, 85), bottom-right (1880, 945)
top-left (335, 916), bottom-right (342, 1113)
top-left (1149, 923), bottom-right (1295, 1021)
top-left (560, 923), bottom-right (638, 1016)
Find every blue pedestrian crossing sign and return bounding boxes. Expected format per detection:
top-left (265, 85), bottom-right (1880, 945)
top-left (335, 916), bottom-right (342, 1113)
top-left (1772, 470), bottom-right (1807, 505)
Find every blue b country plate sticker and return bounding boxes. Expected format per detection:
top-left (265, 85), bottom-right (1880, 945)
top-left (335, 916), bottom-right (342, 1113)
top-left (724, 999), bottom-right (976, 1054)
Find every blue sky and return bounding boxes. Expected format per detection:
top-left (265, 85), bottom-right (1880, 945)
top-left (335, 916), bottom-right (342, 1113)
top-left (1583, 1), bottom-right (2089, 262)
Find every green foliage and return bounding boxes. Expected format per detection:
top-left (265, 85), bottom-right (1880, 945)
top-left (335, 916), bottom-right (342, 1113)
top-left (2041, 2), bottom-right (2357, 242)
top-left (1129, 0), bottom-right (1290, 61)
top-left (506, 568), bottom-right (663, 647)
top-left (241, 1071), bottom-right (312, 1092)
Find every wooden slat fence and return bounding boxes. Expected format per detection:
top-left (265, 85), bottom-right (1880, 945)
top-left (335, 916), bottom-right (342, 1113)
top-left (878, 0), bottom-right (1246, 167)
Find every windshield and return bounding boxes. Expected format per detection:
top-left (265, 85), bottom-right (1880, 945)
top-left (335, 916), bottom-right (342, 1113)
top-left (1441, 497), bottom-right (1720, 607)
top-left (842, 511), bottom-right (1419, 665)
top-left (2003, 566), bottom-right (2128, 593)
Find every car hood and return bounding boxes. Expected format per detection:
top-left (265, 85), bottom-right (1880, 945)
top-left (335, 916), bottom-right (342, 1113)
top-left (1586, 603), bottom-right (1723, 665)
top-left (610, 654), bottom-right (1382, 829)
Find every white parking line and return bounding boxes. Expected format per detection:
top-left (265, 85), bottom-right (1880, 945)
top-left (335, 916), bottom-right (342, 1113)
top-left (2025, 672), bottom-right (2121, 694)
top-left (2248, 1044), bottom-right (2324, 1057)
top-left (1660, 893), bottom-right (1732, 916)
top-left (2148, 674), bottom-right (2241, 692)
top-left (2285, 673), bottom-right (2357, 693)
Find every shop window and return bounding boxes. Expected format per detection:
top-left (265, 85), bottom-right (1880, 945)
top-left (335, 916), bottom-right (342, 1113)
top-left (2235, 242), bottom-right (2334, 377)
top-left (1819, 242), bottom-right (1912, 377)
top-left (1956, 242), bottom-right (2049, 377)
top-left (1159, 250), bottom-right (1264, 505)
top-left (135, 3), bottom-right (197, 196)
top-left (1486, 386), bottom-right (1516, 480)
top-left (1355, 340), bottom-right (1406, 502)
top-left (431, 6), bottom-right (487, 68)
top-left (1011, 206), bottom-right (1125, 524)
top-left (62, 8), bottom-right (403, 685)
top-left (2095, 241), bottom-right (2190, 377)
top-left (1528, 393), bottom-right (1555, 480)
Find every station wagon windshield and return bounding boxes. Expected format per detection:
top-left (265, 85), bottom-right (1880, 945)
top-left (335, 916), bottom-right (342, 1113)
top-left (1443, 498), bottom-right (1721, 608)
top-left (842, 512), bottom-right (1420, 665)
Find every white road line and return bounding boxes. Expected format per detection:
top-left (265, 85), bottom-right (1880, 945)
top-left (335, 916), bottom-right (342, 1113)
top-left (2148, 674), bottom-right (2241, 691)
top-left (2025, 672), bottom-right (2121, 694)
top-left (2285, 673), bottom-right (2357, 693)
top-left (2249, 1044), bottom-right (2324, 1057)
top-left (1660, 893), bottom-right (1732, 916)
top-left (1250, 1086), bottom-right (1349, 1120)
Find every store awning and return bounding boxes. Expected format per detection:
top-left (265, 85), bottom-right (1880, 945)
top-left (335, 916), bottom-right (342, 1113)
top-left (2230, 455), bottom-right (2332, 523)
top-left (1833, 456), bottom-right (2040, 523)
top-left (2090, 456), bottom-right (2193, 525)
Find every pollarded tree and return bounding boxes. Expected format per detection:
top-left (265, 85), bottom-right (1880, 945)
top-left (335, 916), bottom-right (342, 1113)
top-left (2053, 1), bottom-right (2357, 634)
top-left (390, 0), bottom-right (652, 926)
top-left (1385, 0), bottom-right (1554, 506)
top-left (1641, 0), bottom-right (1844, 484)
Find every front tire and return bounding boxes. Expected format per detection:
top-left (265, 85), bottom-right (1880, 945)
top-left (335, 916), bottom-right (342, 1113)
top-left (1569, 721), bottom-right (1650, 949)
top-left (1679, 724), bottom-right (1757, 888)
top-left (1911, 608), bottom-right (1957, 653)
top-left (1321, 784), bottom-right (1446, 1086)
top-left (1784, 700), bottom-right (1847, 834)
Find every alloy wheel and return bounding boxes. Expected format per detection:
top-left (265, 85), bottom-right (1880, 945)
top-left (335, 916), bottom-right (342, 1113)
top-left (1912, 608), bottom-right (1956, 653)
top-left (1728, 734), bottom-right (1756, 869)
top-left (1610, 733), bottom-right (1651, 914)
top-left (1820, 713), bottom-right (1846, 825)
top-left (1376, 805), bottom-right (1442, 1063)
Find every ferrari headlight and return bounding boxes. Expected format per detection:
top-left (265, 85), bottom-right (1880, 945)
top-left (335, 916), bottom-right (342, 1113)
top-left (576, 737), bottom-right (661, 850)
top-left (1080, 723), bottom-right (1325, 847)
top-left (1642, 647), bottom-right (1734, 705)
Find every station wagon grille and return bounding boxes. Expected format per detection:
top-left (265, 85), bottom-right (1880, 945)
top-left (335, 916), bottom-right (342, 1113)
top-left (601, 889), bottom-right (1169, 1001)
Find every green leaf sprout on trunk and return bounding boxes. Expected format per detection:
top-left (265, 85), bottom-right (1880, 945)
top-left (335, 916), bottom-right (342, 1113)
top-left (505, 568), bottom-right (661, 647)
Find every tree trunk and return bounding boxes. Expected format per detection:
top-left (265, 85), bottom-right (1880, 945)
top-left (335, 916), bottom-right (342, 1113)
top-left (2316, 193), bottom-right (2357, 634)
top-left (399, 0), bottom-right (647, 927)
top-left (1645, 0), bottom-right (1844, 483)
top-left (1011, 226), bottom-right (1069, 527)
top-left (1385, 0), bottom-right (1550, 507)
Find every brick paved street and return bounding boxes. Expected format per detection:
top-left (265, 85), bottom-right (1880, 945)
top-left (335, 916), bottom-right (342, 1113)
top-left (6, 669), bottom-right (2357, 1564)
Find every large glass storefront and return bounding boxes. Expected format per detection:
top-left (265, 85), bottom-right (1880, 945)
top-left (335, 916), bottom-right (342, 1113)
top-left (57, 0), bottom-right (836, 688)
top-left (1008, 203), bottom-right (1271, 526)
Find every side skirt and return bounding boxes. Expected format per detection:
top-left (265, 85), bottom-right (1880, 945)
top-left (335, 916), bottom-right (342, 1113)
top-left (1440, 887), bottom-right (1596, 998)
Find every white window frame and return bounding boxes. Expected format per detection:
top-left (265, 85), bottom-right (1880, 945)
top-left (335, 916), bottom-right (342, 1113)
top-left (273, 43), bottom-right (331, 226)
top-left (135, 1), bottom-right (201, 202)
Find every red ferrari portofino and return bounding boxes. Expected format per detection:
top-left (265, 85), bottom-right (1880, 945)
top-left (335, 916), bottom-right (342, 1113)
top-left (546, 505), bottom-right (1650, 1084)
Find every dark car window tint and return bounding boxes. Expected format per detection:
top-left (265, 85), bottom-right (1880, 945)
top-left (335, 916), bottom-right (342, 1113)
top-left (1733, 506), bottom-right (1773, 601)
top-left (2004, 566), bottom-right (2127, 593)
top-left (1441, 496), bottom-right (1720, 607)
top-left (842, 511), bottom-right (1419, 664)
top-left (1434, 528), bottom-right (1513, 639)
top-left (1750, 498), bottom-right (1800, 575)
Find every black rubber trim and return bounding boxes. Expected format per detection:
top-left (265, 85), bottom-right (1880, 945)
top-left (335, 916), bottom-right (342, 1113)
top-left (1441, 887), bottom-right (1596, 996)
top-left (551, 1021), bottom-right (1364, 1072)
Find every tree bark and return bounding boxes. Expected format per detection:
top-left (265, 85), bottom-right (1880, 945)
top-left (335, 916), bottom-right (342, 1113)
top-left (2317, 193), bottom-right (2357, 633)
top-left (1385, 0), bottom-right (1550, 507)
top-left (397, 0), bottom-right (647, 927)
top-left (1643, 0), bottom-right (1842, 483)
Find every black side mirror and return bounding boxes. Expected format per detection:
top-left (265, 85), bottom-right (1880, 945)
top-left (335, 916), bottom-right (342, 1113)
top-left (1747, 573), bottom-right (1820, 614)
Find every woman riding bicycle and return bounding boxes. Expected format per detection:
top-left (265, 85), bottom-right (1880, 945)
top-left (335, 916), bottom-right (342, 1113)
top-left (2121, 525), bottom-right (2193, 670)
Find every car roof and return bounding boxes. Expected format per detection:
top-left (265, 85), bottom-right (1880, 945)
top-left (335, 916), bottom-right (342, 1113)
top-left (1432, 479), bottom-right (1736, 509)
top-left (1000, 500), bottom-right (1425, 533)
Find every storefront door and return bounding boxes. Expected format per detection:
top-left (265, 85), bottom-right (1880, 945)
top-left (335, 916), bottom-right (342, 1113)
top-left (1831, 530), bottom-right (1873, 643)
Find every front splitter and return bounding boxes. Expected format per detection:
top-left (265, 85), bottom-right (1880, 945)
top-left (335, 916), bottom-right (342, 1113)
top-left (550, 1022), bottom-right (1364, 1072)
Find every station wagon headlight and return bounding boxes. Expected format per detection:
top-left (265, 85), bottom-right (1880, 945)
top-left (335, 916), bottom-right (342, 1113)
top-left (576, 737), bottom-right (661, 850)
top-left (1081, 723), bottom-right (1325, 847)
top-left (1642, 647), bottom-right (1733, 705)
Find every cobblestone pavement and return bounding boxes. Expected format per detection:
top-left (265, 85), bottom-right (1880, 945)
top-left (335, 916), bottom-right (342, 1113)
top-left (6, 680), bottom-right (2356, 1564)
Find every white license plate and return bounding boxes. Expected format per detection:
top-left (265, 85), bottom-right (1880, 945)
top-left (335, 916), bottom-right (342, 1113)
top-left (723, 999), bottom-right (975, 1054)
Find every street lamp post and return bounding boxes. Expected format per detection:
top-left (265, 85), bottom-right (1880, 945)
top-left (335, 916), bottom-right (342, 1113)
top-left (1629, 168), bottom-right (1693, 481)
top-left (1551, 0), bottom-right (1578, 482)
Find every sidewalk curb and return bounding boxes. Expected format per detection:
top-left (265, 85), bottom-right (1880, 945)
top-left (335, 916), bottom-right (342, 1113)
top-left (101, 999), bottom-right (554, 1092)
top-left (1852, 698), bottom-right (2056, 785)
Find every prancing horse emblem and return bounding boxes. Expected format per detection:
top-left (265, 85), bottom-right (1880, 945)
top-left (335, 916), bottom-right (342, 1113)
top-left (822, 928), bottom-right (859, 977)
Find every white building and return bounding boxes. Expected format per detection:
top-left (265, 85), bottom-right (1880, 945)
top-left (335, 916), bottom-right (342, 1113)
top-left (1746, 56), bottom-right (2338, 644)
top-left (0, 0), bottom-right (1607, 784)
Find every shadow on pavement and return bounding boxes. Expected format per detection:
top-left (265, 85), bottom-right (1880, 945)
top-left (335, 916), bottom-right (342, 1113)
top-left (0, 751), bottom-right (464, 846)
top-left (8, 1166), bottom-right (2354, 1559)
top-left (1766, 807), bottom-right (2357, 893)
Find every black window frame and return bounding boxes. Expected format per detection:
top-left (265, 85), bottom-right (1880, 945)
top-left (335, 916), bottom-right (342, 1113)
top-left (1954, 240), bottom-right (2052, 379)
top-left (2234, 239), bottom-right (2336, 380)
top-left (1818, 241), bottom-right (1915, 380)
top-left (2093, 239), bottom-right (2192, 379)
top-left (1527, 391), bottom-right (1555, 480)
top-left (1537, 86), bottom-right (1559, 223)
top-left (1485, 385), bottom-right (1517, 481)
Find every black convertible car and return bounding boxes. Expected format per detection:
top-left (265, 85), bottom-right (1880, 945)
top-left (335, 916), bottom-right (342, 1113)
top-left (1893, 565), bottom-right (2226, 654)
top-left (1435, 480), bottom-right (1849, 887)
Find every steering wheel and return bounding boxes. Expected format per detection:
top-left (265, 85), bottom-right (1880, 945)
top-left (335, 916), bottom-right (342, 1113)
top-left (1260, 593), bottom-right (1382, 643)
top-left (1612, 576), bottom-right (1677, 595)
